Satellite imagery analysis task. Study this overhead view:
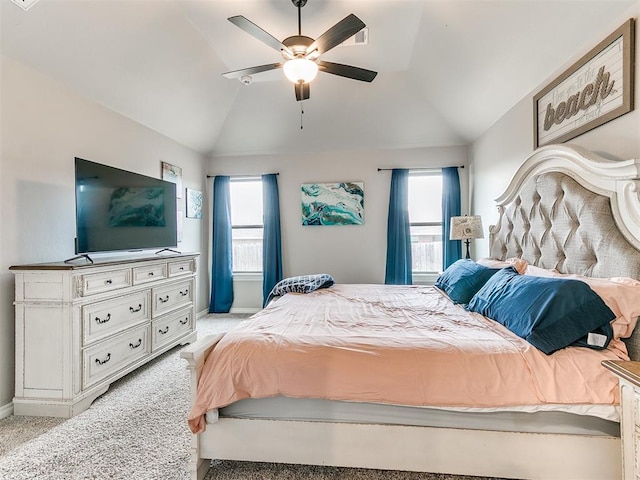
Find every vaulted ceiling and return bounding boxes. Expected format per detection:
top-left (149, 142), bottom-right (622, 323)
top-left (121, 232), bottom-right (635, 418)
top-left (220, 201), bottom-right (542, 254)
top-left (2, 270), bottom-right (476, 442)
top-left (1, 0), bottom-right (635, 157)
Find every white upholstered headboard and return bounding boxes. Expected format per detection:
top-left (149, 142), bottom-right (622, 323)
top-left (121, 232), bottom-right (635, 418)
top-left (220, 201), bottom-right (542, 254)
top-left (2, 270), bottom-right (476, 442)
top-left (488, 144), bottom-right (640, 359)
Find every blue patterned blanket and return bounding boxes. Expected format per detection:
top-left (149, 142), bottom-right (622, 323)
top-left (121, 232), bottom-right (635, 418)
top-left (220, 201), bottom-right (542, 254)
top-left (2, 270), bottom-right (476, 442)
top-left (266, 274), bottom-right (335, 305)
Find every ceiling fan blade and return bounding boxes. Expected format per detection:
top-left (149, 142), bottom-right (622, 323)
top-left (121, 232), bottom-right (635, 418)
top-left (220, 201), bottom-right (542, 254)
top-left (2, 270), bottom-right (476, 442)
top-left (295, 83), bottom-right (310, 101)
top-left (228, 16), bottom-right (291, 55)
top-left (305, 14), bottom-right (365, 56)
top-left (222, 63), bottom-right (283, 79)
top-left (318, 61), bottom-right (377, 82)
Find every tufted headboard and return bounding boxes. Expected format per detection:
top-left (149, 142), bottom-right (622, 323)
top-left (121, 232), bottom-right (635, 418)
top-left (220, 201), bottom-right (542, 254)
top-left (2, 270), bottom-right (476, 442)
top-left (488, 144), bottom-right (640, 359)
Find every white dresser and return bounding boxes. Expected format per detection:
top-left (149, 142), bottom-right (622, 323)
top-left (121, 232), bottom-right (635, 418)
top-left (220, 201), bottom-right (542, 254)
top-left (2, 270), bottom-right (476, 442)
top-left (11, 252), bottom-right (199, 417)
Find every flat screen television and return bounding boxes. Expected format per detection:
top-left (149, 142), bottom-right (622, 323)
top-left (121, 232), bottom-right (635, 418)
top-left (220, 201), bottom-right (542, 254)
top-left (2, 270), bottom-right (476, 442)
top-left (74, 157), bottom-right (178, 255)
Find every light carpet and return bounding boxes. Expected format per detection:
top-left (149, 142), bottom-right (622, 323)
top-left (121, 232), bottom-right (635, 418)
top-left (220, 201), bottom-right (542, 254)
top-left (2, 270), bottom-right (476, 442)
top-left (0, 315), bottom-right (505, 480)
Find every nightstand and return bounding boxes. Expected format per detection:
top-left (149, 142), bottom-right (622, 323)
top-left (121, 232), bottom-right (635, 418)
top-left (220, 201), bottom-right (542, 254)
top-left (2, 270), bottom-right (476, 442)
top-left (602, 360), bottom-right (640, 480)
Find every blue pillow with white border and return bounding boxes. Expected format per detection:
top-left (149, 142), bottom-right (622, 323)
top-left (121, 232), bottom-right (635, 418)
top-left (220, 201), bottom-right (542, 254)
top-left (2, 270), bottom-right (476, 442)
top-left (467, 267), bottom-right (615, 354)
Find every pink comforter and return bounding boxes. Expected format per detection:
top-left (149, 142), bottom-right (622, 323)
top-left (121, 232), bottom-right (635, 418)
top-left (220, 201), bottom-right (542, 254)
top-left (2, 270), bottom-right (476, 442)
top-left (188, 284), bottom-right (627, 433)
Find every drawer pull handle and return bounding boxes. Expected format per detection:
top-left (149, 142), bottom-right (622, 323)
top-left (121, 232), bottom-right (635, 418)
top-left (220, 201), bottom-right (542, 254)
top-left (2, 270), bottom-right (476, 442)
top-left (129, 339), bottom-right (142, 349)
top-left (129, 304), bottom-right (142, 313)
top-left (179, 266), bottom-right (185, 271)
top-left (95, 353), bottom-right (111, 365)
top-left (180, 289), bottom-right (189, 296)
top-left (159, 295), bottom-right (170, 303)
top-left (95, 313), bottom-right (111, 325)
top-left (159, 326), bottom-right (170, 335)
top-left (105, 279), bottom-right (113, 285)
top-left (148, 272), bottom-right (154, 276)
top-left (179, 317), bottom-right (189, 325)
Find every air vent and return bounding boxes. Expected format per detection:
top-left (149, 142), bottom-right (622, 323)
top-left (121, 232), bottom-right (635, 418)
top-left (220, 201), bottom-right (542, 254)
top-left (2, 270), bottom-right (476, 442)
top-left (11, 0), bottom-right (40, 11)
top-left (339, 27), bottom-right (369, 47)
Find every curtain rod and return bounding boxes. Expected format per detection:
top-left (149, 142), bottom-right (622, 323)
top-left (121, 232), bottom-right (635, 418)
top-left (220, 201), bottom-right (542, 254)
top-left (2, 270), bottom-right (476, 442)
top-left (377, 166), bottom-right (464, 172)
top-left (206, 173), bottom-right (280, 178)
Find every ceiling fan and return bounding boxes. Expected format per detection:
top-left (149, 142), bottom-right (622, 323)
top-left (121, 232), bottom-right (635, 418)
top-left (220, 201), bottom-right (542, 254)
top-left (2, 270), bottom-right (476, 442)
top-left (222, 0), bottom-right (378, 101)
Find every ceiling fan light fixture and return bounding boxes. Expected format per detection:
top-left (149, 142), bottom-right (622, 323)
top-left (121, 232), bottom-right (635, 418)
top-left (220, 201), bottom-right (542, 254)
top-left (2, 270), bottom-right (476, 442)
top-left (283, 58), bottom-right (318, 84)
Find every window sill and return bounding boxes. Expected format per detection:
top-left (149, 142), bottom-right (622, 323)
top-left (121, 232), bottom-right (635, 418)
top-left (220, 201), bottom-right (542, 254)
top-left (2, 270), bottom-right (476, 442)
top-left (233, 273), bottom-right (262, 282)
top-left (412, 272), bottom-right (440, 285)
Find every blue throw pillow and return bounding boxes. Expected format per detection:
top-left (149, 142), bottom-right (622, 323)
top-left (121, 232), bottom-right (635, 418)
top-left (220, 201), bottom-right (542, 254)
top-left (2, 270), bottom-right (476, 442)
top-left (435, 259), bottom-right (500, 305)
top-left (467, 267), bottom-right (616, 354)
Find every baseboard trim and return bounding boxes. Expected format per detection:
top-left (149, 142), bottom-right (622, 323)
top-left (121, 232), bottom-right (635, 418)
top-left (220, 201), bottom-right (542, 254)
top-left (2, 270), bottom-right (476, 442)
top-left (0, 401), bottom-right (14, 419)
top-left (199, 308), bottom-right (259, 317)
top-left (230, 307), bottom-right (260, 314)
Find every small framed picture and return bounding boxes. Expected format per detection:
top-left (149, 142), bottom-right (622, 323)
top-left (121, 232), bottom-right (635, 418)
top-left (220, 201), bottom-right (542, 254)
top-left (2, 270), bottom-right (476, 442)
top-left (186, 188), bottom-right (203, 219)
top-left (161, 161), bottom-right (183, 198)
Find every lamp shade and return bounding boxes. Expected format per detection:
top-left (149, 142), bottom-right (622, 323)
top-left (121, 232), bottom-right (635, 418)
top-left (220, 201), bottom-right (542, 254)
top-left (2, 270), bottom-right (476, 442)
top-left (450, 215), bottom-right (484, 240)
top-left (283, 58), bottom-right (319, 84)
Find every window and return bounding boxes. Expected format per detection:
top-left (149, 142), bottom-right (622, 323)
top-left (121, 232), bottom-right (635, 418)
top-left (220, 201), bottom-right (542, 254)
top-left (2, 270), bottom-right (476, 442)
top-left (408, 172), bottom-right (443, 273)
top-left (229, 178), bottom-right (263, 272)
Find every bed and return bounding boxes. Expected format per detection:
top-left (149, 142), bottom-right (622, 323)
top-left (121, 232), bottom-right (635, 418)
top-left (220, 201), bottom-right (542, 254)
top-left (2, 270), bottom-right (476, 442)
top-left (182, 144), bottom-right (640, 480)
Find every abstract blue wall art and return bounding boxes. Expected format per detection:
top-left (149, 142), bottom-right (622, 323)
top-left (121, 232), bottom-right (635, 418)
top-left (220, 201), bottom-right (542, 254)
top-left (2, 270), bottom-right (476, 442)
top-left (301, 182), bottom-right (364, 226)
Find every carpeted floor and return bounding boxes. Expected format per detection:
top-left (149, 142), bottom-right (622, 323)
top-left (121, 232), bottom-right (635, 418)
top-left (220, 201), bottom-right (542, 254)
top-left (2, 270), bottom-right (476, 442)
top-left (0, 315), bottom-right (505, 480)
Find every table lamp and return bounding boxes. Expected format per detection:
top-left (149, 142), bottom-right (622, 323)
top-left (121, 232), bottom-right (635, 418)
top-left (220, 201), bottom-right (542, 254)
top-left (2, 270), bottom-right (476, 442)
top-left (449, 215), bottom-right (484, 259)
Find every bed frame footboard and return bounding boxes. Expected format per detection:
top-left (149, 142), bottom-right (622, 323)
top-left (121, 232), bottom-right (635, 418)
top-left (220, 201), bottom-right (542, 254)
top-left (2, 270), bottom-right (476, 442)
top-left (195, 417), bottom-right (620, 480)
top-left (181, 334), bottom-right (225, 480)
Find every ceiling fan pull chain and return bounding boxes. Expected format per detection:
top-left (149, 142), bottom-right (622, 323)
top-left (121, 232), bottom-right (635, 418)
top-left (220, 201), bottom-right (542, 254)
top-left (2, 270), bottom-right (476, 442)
top-left (300, 102), bottom-right (304, 130)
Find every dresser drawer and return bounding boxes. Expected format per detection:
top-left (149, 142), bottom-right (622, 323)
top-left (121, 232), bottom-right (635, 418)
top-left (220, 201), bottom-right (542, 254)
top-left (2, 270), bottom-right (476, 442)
top-left (82, 324), bottom-right (150, 389)
top-left (168, 259), bottom-right (195, 277)
top-left (152, 307), bottom-right (193, 351)
top-left (80, 268), bottom-right (131, 296)
top-left (82, 291), bottom-right (151, 345)
top-left (152, 280), bottom-right (193, 317)
top-left (132, 263), bottom-right (167, 285)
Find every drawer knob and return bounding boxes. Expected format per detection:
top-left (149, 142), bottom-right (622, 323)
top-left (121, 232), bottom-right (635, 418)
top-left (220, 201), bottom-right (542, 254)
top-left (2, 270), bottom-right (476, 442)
top-left (159, 295), bottom-right (170, 303)
top-left (159, 326), bottom-right (170, 335)
top-left (95, 313), bottom-right (111, 325)
top-left (180, 289), bottom-right (189, 297)
top-left (95, 353), bottom-right (111, 365)
top-left (129, 338), bottom-right (143, 349)
top-left (129, 304), bottom-right (142, 313)
top-left (179, 266), bottom-right (185, 271)
top-left (179, 317), bottom-right (189, 325)
top-left (148, 272), bottom-right (154, 276)
top-left (105, 279), bottom-right (113, 285)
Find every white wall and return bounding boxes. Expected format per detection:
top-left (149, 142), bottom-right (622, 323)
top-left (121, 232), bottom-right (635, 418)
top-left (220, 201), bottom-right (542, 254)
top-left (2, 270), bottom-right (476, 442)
top-left (470, 4), bottom-right (640, 256)
top-left (0, 55), bottom-right (209, 414)
top-left (209, 146), bottom-right (469, 310)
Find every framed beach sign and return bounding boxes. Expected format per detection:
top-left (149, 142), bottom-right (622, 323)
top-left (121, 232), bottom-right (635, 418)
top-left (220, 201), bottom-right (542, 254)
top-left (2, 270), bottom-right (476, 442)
top-left (533, 18), bottom-right (635, 148)
top-left (301, 182), bottom-right (364, 226)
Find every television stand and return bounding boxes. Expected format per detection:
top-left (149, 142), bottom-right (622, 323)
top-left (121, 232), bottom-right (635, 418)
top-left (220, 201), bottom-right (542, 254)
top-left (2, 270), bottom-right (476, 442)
top-left (64, 253), bottom-right (94, 264)
top-left (155, 248), bottom-right (181, 255)
top-left (10, 252), bottom-right (198, 417)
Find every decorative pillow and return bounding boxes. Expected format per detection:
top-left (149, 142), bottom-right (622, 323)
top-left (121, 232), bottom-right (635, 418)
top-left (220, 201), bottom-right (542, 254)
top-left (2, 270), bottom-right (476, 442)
top-left (266, 274), bottom-right (335, 305)
top-left (435, 259), bottom-right (501, 305)
top-left (467, 267), bottom-right (616, 355)
top-left (477, 257), bottom-right (528, 274)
